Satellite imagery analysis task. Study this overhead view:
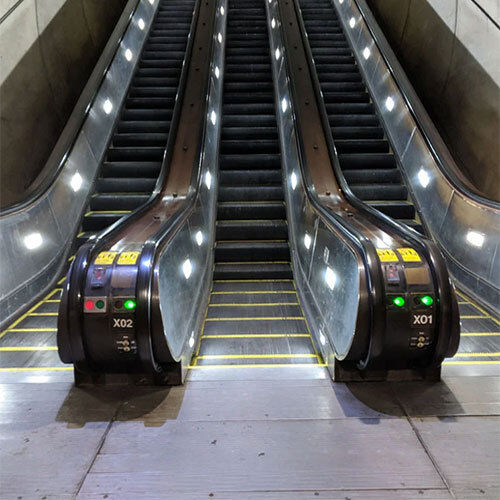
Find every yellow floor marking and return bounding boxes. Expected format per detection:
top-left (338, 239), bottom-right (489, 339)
top-left (0, 367), bottom-right (71, 372)
top-left (29, 313), bottom-right (58, 317)
top-left (217, 219), bottom-right (286, 223)
top-left (217, 239), bottom-right (288, 243)
top-left (201, 334), bottom-right (310, 339)
top-left (0, 287), bottom-right (62, 340)
top-left (209, 302), bottom-right (299, 307)
top-left (205, 316), bottom-right (305, 321)
top-left (453, 352), bottom-right (500, 357)
top-left (57, 276), bottom-right (67, 285)
top-left (214, 279), bottom-right (293, 283)
top-left (85, 210), bottom-right (131, 215)
top-left (77, 232), bottom-right (85, 238)
top-left (45, 288), bottom-right (63, 300)
top-left (461, 315), bottom-right (488, 319)
top-left (456, 290), bottom-right (500, 326)
top-left (45, 300), bottom-right (61, 303)
top-left (443, 360), bottom-right (500, 366)
top-left (188, 363), bottom-right (327, 369)
top-left (7, 328), bottom-right (57, 332)
top-left (458, 301), bottom-right (470, 305)
top-left (461, 332), bottom-right (500, 337)
top-left (216, 261), bottom-right (290, 265)
top-left (0, 346), bottom-right (57, 351)
top-left (211, 290), bottom-right (296, 295)
top-left (196, 353), bottom-right (317, 360)
top-left (68, 255), bottom-right (75, 262)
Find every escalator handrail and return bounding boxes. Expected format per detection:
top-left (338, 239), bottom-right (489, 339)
top-left (1, 0), bottom-right (141, 216)
top-left (293, 0), bottom-right (460, 362)
top-left (353, 0), bottom-right (499, 210)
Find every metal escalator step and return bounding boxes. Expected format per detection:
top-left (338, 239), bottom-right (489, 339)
top-left (216, 220), bottom-right (288, 240)
top-left (343, 168), bottom-right (401, 184)
top-left (82, 212), bottom-right (128, 231)
top-left (218, 186), bottom-right (284, 202)
top-left (338, 153), bottom-right (397, 170)
top-left (213, 262), bottom-right (293, 280)
top-left (334, 139), bottom-right (390, 154)
top-left (351, 184), bottom-right (408, 201)
top-left (90, 194), bottom-right (150, 211)
top-left (101, 161), bottom-right (162, 178)
top-left (219, 169), bottom-right (282, 186)
top-left (331, 126), bottom-right (384, 139)
top-left (220, 154), bottom-right (281, 169)
top-left (217, 201), bottom-right (286, 220)
top-left (368, 201), bottom-right (416, 219)
top-left (95, 178), bottom-right (157, 193)
top-left (220, 140), bottom-right (279, 154)
top-left (215, 241), bottom-right (290, 262)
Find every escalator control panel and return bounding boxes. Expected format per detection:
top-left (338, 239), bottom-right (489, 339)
top-left (377, 247), bottom-right (437, 361)
top-left (82, 251), bottom-right (141, 367)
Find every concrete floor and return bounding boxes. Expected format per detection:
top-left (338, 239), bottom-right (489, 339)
top-left (0, 363), bottom-right (499, 500)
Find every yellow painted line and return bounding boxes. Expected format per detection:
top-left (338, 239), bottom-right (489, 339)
top-left (0, 346), bottom-right (57, 352)
top-left (0, 367), bottom-right (72, 372)
top-left (216, 261), bottom-right (290, 265)
top-left (28, 313), bottom-right (58, 317)
top-left (461, 332), bottom-right (500, 337)
top-left (201, 334), bottom-right (310, 339)
top-left (45, 300), bottom-right (61, 303)
top-left (209, 302), bottom-right (299, 307)
top-left (461, 315), bottom-right (488, 319)
top-left (0, 287), bottom-right (62, 340)
top-left (57, 276), bottom-right (67, 285)
top-left (217, 219), bottom-right (286, 223)
top-left (456, 290), bottom-right (500, 326)
top-left (453, 352), bottom-right (500, 357)
top-left (45, 288), bottom-right (62, 299)
top-left (214, 279), bottom-right (293, 283)
top-left (77, 232), bottom-right (85, 238)
top-left (205, 316), bottom-right (305, 322)
top-left (188, 363), bottom-right (327, 369)
top-left (217, 240), bottom-right (288, 244)
top-left (68, 255), bottom-right (75, 262)
top-left (458, 301), bottom-right (470, 305)
top-left (211, 290), bottom-right (296, 295)
top-left (7, 328), bottom-right (57, 332)
top-left (196, 353), bottom-right (317, 360)
top-left (443, 360), bottom-right (500, 366)
top-left (85, 210), bottom-right (131, 215)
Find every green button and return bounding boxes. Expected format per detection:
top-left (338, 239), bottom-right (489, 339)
top-left (95, 300), bottom-right (105, 309)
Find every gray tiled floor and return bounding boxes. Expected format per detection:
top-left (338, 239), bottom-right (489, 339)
top-left (0, 368), bottom-right (498, 499)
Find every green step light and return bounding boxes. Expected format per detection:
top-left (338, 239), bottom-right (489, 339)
top-left (124, 299), bottom-right (136, 311)
top-left (421, 295), bottom-right (434, 306)
top-left (392, 296), bottom-right (405, 307)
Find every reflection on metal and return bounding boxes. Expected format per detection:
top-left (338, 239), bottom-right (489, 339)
top-left (0, 0), bottom-right (158, 329)
top-left (336, 0), bottom-right (500, 314)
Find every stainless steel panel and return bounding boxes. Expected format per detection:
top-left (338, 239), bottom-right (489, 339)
top-left (155, 0), bottom-right (227, 362)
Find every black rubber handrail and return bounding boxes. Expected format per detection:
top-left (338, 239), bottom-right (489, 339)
top-left (353, 0), bottom-right (499, 210)
top-left (1, 0), bottom-right (140, 215)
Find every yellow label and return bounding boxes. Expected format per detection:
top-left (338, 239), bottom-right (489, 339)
top-left (376, 248), bottom-right (399, 262)
top-left (95, 252), bottom-right (117, 265)
top-left (397, 248), bottom-right (421, 262)
top-left (117, 251), bottom-right (140, 265)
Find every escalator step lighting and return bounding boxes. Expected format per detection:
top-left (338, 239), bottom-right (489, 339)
top-left (421, 295), bottom-right (433, 306)
top-left (124, 299), bottom-right (137, 311)
top-left (392, 296), bottom-right (405, 307)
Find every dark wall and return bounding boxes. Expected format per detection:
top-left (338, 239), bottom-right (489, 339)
top-left (0, 0), bottom-right (128, 209)
top-left (366, 0), bottom-right (500, 201)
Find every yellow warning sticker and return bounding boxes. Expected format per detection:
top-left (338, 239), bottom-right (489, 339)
top-left (117, 251), bottom-right (140, 265)
top-left (376, 248), bottom-right (399, 262)
top-left (397, 248), bottom-right (422, 262)
top-left (95, 252), bottom-right (117, 265)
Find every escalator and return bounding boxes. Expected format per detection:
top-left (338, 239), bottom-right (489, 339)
top-left (193, 0), bottom-right (320, 367)
top-left (297, 0), bottom-right (422, 233)
top-left (80, 0), bottom-right (196, 243)
top-left (0, 0), bottom-right (198, 373)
